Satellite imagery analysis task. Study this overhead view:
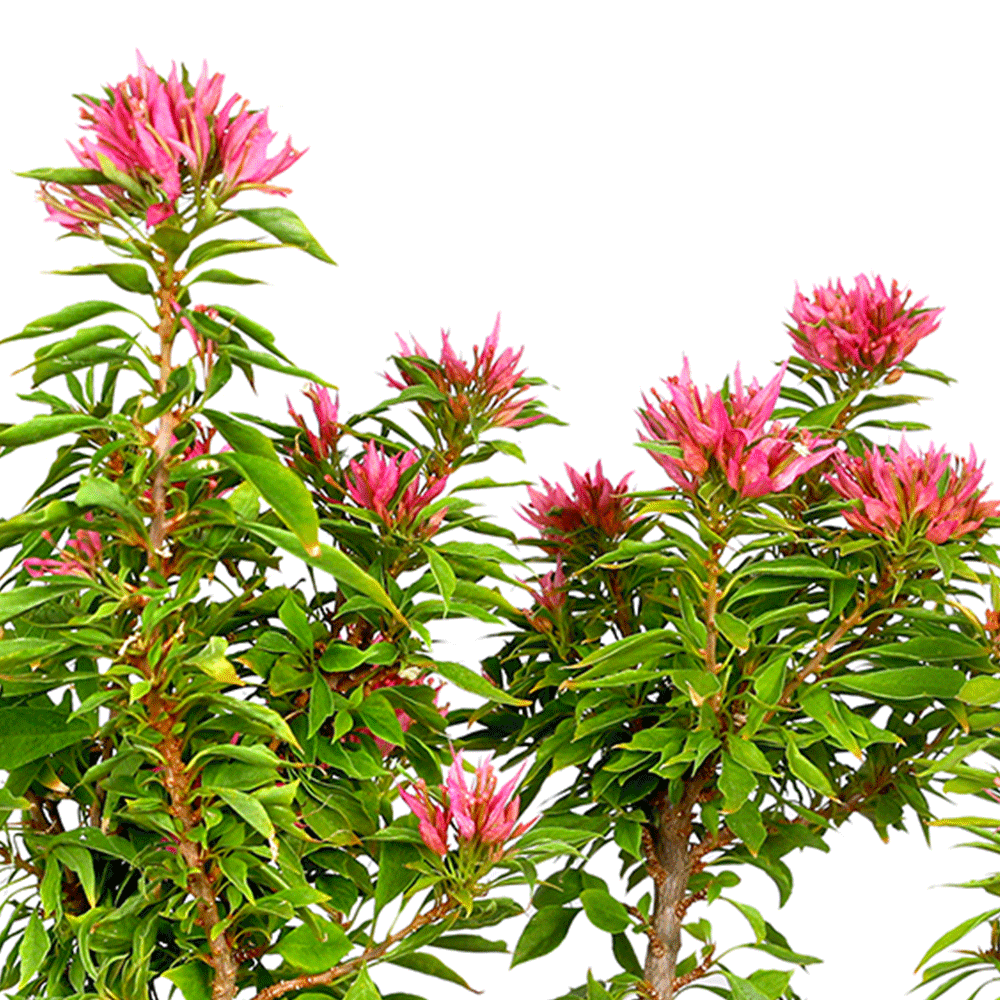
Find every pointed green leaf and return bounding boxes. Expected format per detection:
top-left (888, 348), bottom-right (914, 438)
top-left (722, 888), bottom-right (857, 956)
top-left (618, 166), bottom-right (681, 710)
top-left (0, 413), bottom-right (104, 449)
top-left (275, 922), bottom-right (352, 973)
top-left (425, 659), bottom-right (530, 707)
top-left (716, 610), bottom-right (750, 651)
top-left (833, 667), bottom-right (965, 701)
top-left (215, 787), bottom-right (274, 839)
top-left (234, 207), bottom-right (335, 264)
top-left (424, 546), bottom-right (456, 614)
top-left (579, 889), bottom-right (630, 933)
top-left (915, 907), bottom-right (1000, 970)
top-left (344, 967), bottom-right (382, 1000)
top-left (18, 166), bottom-right (109, 185)
top-left (245, 521), bottom-right (405, 624)
top-left (18, 910), bottom-right (50, 988)
top-left (388, 952), bottom-right (477, 991)
top-left (52, 263), bottom-right (153, 295)
top-left (511, 907), bottom-right (579, 967)
top-left (222, 453), bottom-right (319, 556)
top-left (7, 300), bottom-right (130, 343)
top-left (187, 268), bottom-right (265, 286)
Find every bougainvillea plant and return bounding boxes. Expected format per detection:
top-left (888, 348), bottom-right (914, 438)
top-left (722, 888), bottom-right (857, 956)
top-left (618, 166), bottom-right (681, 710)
top-left (469, 274), bottom-right (1000, 999)
top-left (0, 56), bottom-right (576, 1000)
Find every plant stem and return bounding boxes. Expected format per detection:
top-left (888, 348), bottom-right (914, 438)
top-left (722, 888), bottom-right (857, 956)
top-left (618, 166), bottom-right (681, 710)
top-left (149, 266), bottom-right (181, 560)
top-left (250, 899), bottom-right (457, 1000)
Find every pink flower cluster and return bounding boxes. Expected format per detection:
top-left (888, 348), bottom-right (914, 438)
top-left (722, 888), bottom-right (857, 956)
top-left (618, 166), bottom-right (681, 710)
top-left (638, 358), bottom-right (836, 498)
top-left (520, 462), bottom-right (634, 549)
top-left (25, 519), bottom-right (102, 579)
top-left (386, 315), bottom-right (538, 429)
top-left (343, 441), bottom-right (448, 537)
top-left (288, 383), bottom-right (340, 462)
top-left (788, 274), bottom-right (942, 375)
top-left (826, 439), bottom-right (999, 545)
top-left (42, 53), bottom-right (303, 231)
top-left (399, 750), bottom-right (535, 860)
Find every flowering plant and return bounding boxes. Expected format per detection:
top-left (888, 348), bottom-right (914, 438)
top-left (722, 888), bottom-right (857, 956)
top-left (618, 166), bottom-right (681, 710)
top-left (470, 276), bottom-right (1000, 999)
top-left (0, 57), bottom-right (565, 1000)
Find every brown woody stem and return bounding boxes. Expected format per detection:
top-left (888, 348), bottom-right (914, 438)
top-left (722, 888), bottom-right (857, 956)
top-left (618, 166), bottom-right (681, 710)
top-left (250, 899), bottom-right (457, 1000)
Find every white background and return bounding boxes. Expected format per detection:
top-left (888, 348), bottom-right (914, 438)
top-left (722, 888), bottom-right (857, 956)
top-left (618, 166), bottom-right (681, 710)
top-left (2, 3), bottom-right (1000, 998)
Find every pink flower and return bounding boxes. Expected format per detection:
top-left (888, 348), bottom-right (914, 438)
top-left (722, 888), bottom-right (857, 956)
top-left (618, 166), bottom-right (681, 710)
top-left (446, 750), bottom-right (536, 855)
top-left (386, 315), bottom-right (539, 430)
top-left (24, 518), bottom-right (102, 579)
top-left (398, 779), bottom-right (451, 857)
top-left (343, 441), bottom-right (448, 536)
top-left (825, 439), bottom-right (1000, 544)
top-left (288, 383), bottom-right (340, 461)
top-left (520, 462), bottom-right (634, 549)
top-left (44, 53), bottom-right (303, 232)
top-left (399, 749), bottom-right (535, 860)
top-left (527, 558), bottom-right (567, 614)
top-left (637, 358), bottom-right (835, 498)
top-left (789, 274), bottom-right (942, 375)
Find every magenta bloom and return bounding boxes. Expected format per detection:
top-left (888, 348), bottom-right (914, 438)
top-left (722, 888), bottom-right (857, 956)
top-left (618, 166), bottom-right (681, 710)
top-left (288, 383), bottom-right (340, 461)
top-left (789, 274), bottom-right (942, 375)
top-left (638, 358), bottom-right (835, 498)
top-left (386, 315), bottom-right (539, 430)
top-left (344, 441), bottom-right (448, 536)
top-left (44, 53), bottom-right (303, 231)
top-left (446, 750), bottom-right (536, 856)
top-left (398, 749), bottom-right (535, 860)
top-left (520, 462), bottom-right (634, 549)
top-left (24, 521), bottom-right (102, 579)
top-left (826, 439), bottom-right (999, 545)
top-left (526, 558), bottom-right (568, 615)
top-left (398, 779), bottom-right (451, 857)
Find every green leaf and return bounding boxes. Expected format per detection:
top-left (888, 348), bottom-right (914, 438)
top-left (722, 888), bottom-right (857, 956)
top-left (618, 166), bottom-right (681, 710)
top-left (93, 151), bottom-right (146, 199)
top-left (234, 207), bottom-right (335, 263)
top-left (579, 889), bottom-right (630, 933)
top-left (210, 306), bottom-right (290, 360)
top-left (187, 268), bottom-right (265, 286)
top-left (725, 735), bottom-right (777, 776)
top-left (360, 693), bottom-right (406, 746)
top-left (724, 801), bottom-right (767, 855)
top-left (33, 323), bottom-right (132, 362)
top-left (716, 610), bottom-right (750, 651)
top-left (222, 453), bottom-right (320, 556)
top-left (722, 971), bottom-right (771, 1000)
top-left (52, 262), bottom-right (153, 295)
top-left (215, 788), bottom-right (275, 840)
top-left (426, 659), bottom-right (530, 707)
top-left (275, 922), bottom-right (353, 973)
top-left (163, 962), bottom-right (212, 1000)
top-left (432, 934), bottom-right (507, 953)
top-left (309, 676), bottom-right (335, 739)
top-left (7, 300), bottom-right (129, 343)
top-left (204, 409), bottom-right (280, 461)
top-left (915, 907), bottom-right (1000, 970)
top-left (388, 952), bottom-right (477, 991)
top-left (719, 753), bottom-right (757, 813)
top-left (0, 413), bottom-right (104, 449)
top-left (0, 583), bottom-right (85, 625)
top-left (185, 238), bottom-right (274, 270)
top-left (784, 737), bottom-right (838, 799)
top-left (832, 667), bottom-right (965, 701)
top-left (722, 897), bottom-right (766, 942)
top-left (958, 676), bottom-right (1000, 707)
top-left (18, 911), bottom-right (50, 989)
top-left (344, 967), bottom-right (382, 1000)
top-left (730, 556), bottom-right (847, 583)
top-left (424, 546), bottom-right (456, 614)
top-left (17, 166), bottom-right (109, 185)
top-left (245, 522), bottom-right (405, 624)
top-left (187, 636), bottom-right (243, 686)
top-left (0, 708), bottom-right (91, 770)
top-left (511, 907), bottom-right (579, 967)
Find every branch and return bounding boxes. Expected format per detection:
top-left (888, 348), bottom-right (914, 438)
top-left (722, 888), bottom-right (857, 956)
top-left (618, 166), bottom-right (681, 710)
top-left (672, 943), bottom-right (716, 990)
top-left (250, 898), bottom-right (457, 1000)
